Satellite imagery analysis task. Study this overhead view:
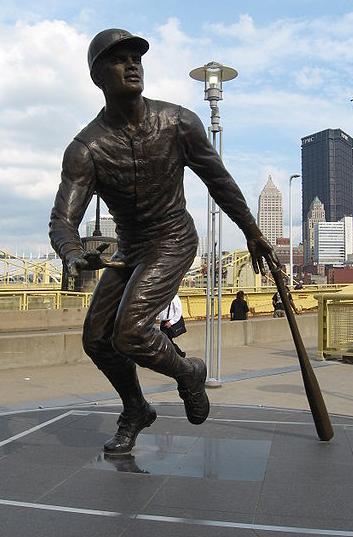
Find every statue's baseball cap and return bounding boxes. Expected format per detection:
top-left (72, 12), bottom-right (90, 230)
top-left (88, 29), bottom-right (149, 72)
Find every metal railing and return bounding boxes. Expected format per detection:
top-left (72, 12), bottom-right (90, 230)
top-left (0, 285), bottom-right (345, 316)
top-left (0, 291), bottom-right (91, 311)
top-left (316, 291), bottom-right (353, 360)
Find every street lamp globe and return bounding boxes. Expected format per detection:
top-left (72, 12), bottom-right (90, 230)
top-left (190, 61), bottom-right (238, 103)
top-left (190, 62), bottom-right (237, 133)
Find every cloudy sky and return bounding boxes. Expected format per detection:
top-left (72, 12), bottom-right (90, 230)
top-left (1, 0), bottom-right (353, 256)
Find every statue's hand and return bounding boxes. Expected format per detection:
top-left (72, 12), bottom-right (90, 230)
top-left (67, 243), bottom-right (125, 276)
top-left (67, 255), bottom-right (91, 277)
top-left (247, 236), bottom-right (281, 275)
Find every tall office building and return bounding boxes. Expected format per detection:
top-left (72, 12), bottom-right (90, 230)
top-left (344, 216), bottom-right (353, 260)
top-left (314, 221), bottom-right (345, 265)
top-left (257, 175), bottom-right (283, 245)
top-left (301, 128), bottom-right (353, 260)
top-left (197, 236), bottom-right (208, 257)
top-left (86, 216), bottom-right (116, 238)
top-left (304, 197), bottom-right (326, 264)
top-left (313, 216), bottom-right (353, 266)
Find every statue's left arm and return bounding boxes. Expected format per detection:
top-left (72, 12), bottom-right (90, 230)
top-left (179, 107), bottom-right (280, 274)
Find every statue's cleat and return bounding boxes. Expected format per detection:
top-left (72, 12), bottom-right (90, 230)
top-left (177, 357), bottom-right (210, 425)
top-left (104, 404), bottom-right (157, 455)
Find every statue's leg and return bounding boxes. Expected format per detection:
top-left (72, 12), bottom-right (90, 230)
top-left (111, 240), bottom-right (209, 427)
top-left (82, 265), bottom-right (149, 414)
top-left (83, 265), bottom-right (157, 454)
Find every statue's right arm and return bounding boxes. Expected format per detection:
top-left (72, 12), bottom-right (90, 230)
top-left (49, 140), bottom-right (96, 265)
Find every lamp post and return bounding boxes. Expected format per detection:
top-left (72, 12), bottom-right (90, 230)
top-left (289, 174), bottom-right (301, 287)
top-left (189, 61), bottom-right (238, 387)
top-left (93, 193), bottom-right (102, 237)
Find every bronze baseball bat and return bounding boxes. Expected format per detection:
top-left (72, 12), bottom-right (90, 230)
top-left (269, 261), bottom-right (333, 441)
top-left (88, 243), bottom-right (126, 269)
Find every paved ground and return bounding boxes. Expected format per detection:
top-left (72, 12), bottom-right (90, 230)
top-left (2, 338), bottom-right (353, 536)
top-left (1, 403), bottom-right (353, 537)
top-left (2, 338), bottom-right (353, 417)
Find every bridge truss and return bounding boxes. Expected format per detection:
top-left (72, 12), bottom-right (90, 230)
top-left (0, 250), bottom-right (62, 288)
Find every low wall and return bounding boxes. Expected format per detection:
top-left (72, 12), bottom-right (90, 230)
top-left (178, 314), bottom-right (317, 349)
top-left (0, 308), bottom-right (86, 333)
top-left (0, 331), bottom-right (87, 370)
top-left (0, 310), bottom-right (317, 370)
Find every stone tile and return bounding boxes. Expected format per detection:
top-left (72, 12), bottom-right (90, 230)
top-left (140, 505), bottom-right (251, 523)
top-left (0, 458), bottom-right (79, 501)
top-left (0, 504), bottom-right (131, 537)
top-left (41, 468), bottom-right (165, 513)
top-left (269, 422), bottom-right (352, 462)
top-left (147, 475), bottom-right (262, 515)
top-left (124, 518), bottom-right (252, 537)
top-left (0, 417), bottom-right (32, 441)
top-left (255, 512), bottom-right (353, 532)
top-left (257, 481), bottom-right (353, 520)
top-left (264, 456), bottom-right (353, 485)
top-left (90, 436), bottom-right (271, 481)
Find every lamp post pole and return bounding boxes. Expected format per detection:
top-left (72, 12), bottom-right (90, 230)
top-left (190, 62), bottom-right (237, 387)
top-left (93, 193), bottom-right (102, 237)
top-left (289, 174), bottom-right (300, 287)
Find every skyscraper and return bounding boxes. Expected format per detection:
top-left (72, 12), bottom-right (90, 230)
top-left (304, 196), bottom-right (326, 264)
top-left (86, 216), bottom-right (117, 238)
top-left (314, 216), bottom-right (353, 266)
top-left (257, 175), bottom-right (283, 245)
top-left (197, 236), bottom-right (208, 257)
top-left (301, 129), bottom-right (353, 251)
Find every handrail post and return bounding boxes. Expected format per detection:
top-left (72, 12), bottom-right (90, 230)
top-left (316, 295), bottom-right (324, 359)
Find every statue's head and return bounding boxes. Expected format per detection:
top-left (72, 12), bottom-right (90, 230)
top-left (88, 29), bottom-right (149, 96)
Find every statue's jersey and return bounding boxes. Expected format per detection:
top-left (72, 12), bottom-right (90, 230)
top-left (49, 98), bottom-right (257, 265)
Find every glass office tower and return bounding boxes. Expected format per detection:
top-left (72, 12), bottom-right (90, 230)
top-left (301, 129), bottom-right (353, 263)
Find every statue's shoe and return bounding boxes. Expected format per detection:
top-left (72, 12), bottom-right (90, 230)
top-left (104, 404), bottom-right (157, 455)
top-left (177, 357), bottom-right (210, 425)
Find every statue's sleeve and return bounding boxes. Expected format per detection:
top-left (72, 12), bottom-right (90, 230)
top-left (179, 107), bottom-right (261, 239)
top-left (49, 139), bottom-right (96, 263)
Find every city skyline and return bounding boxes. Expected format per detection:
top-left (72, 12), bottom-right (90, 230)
top-left (5, 157), bottom-right (350, 258)
top-left (1, 2), bottom-right (353, 254)
top-left (257, 175), bottom-right (283, 246)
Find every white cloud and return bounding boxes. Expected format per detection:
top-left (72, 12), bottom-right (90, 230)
top-left (294, 66), bottom-right (328, 89)
top-left (205, 12), bottom-right (353, 73)
top-left (207, 14), bottom-right (256, 41)
top-left (0, 20), bottom-right (97, 111)
top-left (0, 19), bottom-right (104, 207)
top-left (1, 11), bottom-right (353, 252)
top-left (0, 147), bottom-right (60, 200)
top-left (143, 18), bottom-right (209, 106)
top-left (0, 167), bottom-right (58, 198)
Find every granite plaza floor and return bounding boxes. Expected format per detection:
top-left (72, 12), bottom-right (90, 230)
top-left (2, 338), bottom-right (353, 536)
top-left (1, 402), bottom-right (353, 537)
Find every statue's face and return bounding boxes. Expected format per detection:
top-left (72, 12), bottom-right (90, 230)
top-left (99, 43), bottom-right (144, 97)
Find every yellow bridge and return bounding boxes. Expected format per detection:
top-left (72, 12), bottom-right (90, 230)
top-left (0, 250), bottom-right (61, 288)
top-left (0, 247), bottom-right (349, 319)
top-left (0, 285), bottom-right (346, 317)
top-left (1, 246), bottom-right (352, 361)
